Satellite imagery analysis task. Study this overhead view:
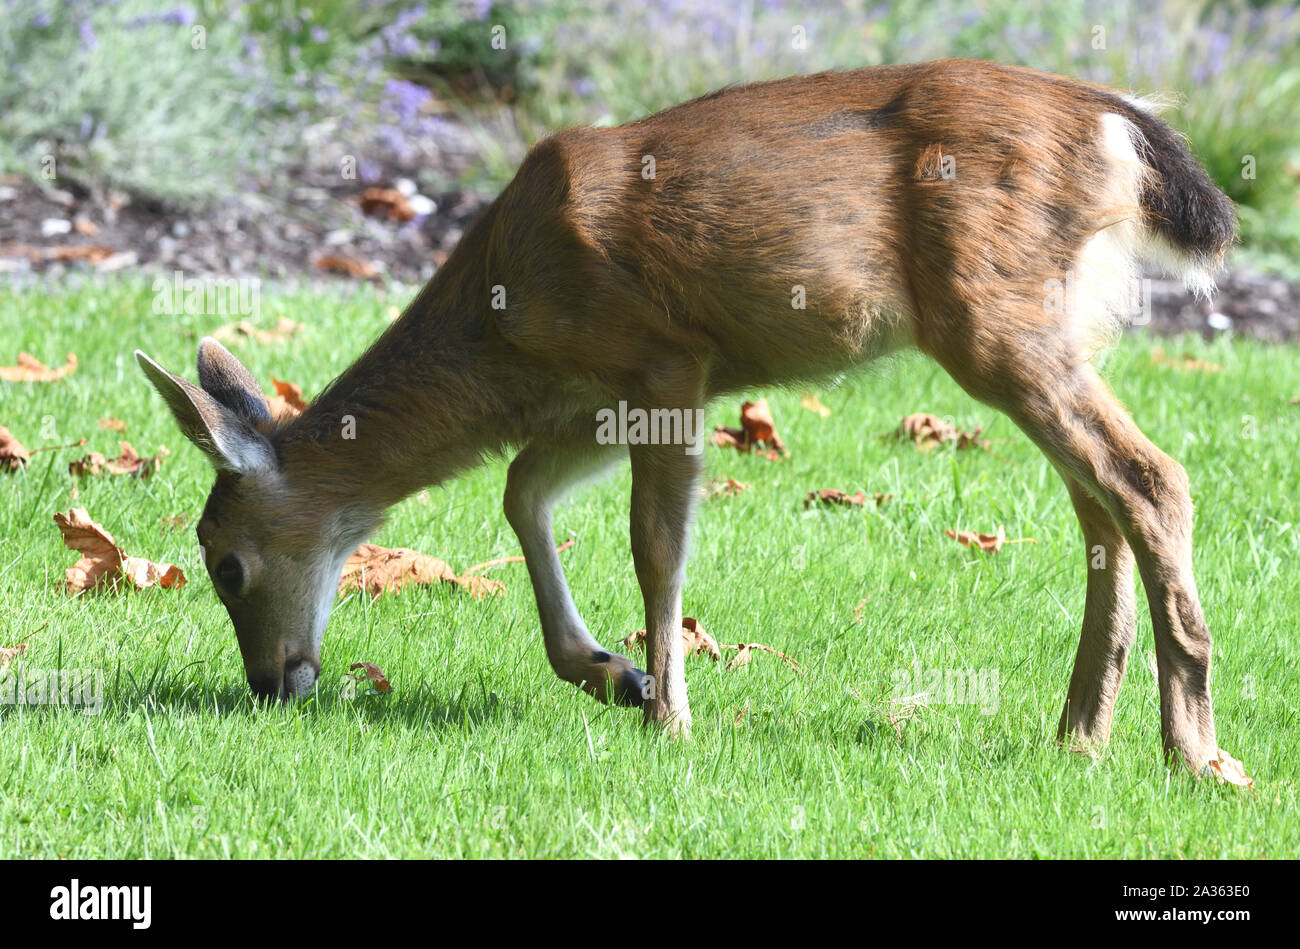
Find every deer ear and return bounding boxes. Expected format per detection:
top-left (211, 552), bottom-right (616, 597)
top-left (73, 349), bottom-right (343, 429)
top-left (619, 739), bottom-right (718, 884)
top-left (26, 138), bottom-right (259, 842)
top-left (196, 336), bottom-right (273, 430)
top-left (135, 349), bottom-right (276, 475)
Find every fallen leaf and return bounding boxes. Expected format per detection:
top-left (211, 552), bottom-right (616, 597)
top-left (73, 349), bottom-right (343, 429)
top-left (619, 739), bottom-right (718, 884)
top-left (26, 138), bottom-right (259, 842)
top-left (97, 417), bottom-right (127, 432)
top-left (0, 642), bottom-right (27, 671)
top-left (266, 376), bottom-right (309, 421)
top-left (0, 352), bottom-right (77, 382)
top-left (461, 538), bottom-right (574, 577)
top-left (212, 317), bottom-right (303, 346)
top-left (0, 244), bottom-right (115, 264)
top-left (53, 508), bottom-right (187, 593)
top-left (702, 477), bottom-right (750, 499)
top-left (853, 596), bottom-right (869, 624)
top-left (723, 641), bottom-right (801, 672)
top-left (800, 392), bottom-right (831, 417)
top-left (339, 543), bottom-right (504, 599)
top-left (805, 488), bottom-right (868, 508)
top-left (944, 527), bottom-right (1038, 554)
top-left (623, 616), bottom-right (721, 660)
top-left (359, 187), bottom-right (415, 222)
top-left (892, 413), bottom-right (987, 451)
top-left (1, 425), bottom-right (31, 470)
top-left (160, 514), bottom-right (189, 534)
top-left (315, 254), bottom-right (379, 281)
top-left (73, 217), bottom-right (98, 236)
top-left (69, 442), bottom-right (168, 479)
top-left (1150, 346), bottom-right (1225, 374)
top-left (874, 493), bottom-right (892, 506)
top-left (47, 244), bottom-right (116, 263)
top-left (712, 398), bottom-right (787, 461)
top-left (346, 661), bottom-right (394, 693)
top-left (1206, 748), bottom-right (1254, 788)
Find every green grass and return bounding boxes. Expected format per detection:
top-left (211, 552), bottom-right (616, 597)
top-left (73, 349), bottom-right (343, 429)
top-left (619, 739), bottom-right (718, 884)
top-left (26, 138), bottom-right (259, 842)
top-left (1, 279), bottom-right (1297, 858)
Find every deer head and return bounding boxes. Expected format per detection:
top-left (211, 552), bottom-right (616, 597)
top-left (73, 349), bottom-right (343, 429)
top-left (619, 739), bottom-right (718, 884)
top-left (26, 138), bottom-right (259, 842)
top-left (136, 339), bottom-right (380, 701)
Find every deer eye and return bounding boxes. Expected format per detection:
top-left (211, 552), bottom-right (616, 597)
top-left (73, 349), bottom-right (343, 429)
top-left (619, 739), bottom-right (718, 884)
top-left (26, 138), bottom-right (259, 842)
top-left (215, 553), bottom-right (245, 595)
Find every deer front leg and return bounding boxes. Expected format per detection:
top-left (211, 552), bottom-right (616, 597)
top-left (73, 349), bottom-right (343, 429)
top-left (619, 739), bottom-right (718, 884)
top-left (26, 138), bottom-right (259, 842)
top-left (628, 439), bottom-right (701, 735)
top-left (504, 439), bottom-right (646, 705)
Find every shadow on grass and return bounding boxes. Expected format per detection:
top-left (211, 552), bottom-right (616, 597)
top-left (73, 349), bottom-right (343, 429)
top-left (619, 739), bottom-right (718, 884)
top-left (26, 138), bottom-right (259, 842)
top-left (1, 658), bottom-right (529, 735)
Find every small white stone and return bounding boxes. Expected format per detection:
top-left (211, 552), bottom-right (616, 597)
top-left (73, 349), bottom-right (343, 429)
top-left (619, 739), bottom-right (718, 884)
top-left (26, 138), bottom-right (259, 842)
top-left (1207, 311), bottom-right (1232, 331)
top-left (394, 177), bottom-right (417, 197)
top-left (40, 217), bottom-right (72, 237)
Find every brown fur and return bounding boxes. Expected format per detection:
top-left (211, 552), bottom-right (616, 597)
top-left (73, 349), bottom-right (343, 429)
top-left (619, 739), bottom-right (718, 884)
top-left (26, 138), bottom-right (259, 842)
top-left (139, 60), bottom-right (1235, 770)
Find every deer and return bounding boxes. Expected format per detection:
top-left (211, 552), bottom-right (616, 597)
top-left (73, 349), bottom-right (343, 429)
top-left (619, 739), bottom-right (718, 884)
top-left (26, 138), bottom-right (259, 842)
top-left (137, 59), bottom-right (1244, 778)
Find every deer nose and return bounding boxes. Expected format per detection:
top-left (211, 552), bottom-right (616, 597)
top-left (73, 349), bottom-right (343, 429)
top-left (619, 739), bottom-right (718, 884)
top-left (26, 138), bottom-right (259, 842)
top-left (248, 672), bottom-right (283, 703)
top-left (284, 658), bottom-right (320, 698)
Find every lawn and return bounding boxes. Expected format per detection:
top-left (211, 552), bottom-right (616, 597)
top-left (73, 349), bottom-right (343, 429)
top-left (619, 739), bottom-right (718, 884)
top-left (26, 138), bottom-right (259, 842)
top-left (1, 279), bottom-right (1296, 858)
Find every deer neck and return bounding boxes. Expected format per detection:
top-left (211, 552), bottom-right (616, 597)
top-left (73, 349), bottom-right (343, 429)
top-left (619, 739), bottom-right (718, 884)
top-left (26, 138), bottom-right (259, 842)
top-left (277, 210), bottom-right (525, 513)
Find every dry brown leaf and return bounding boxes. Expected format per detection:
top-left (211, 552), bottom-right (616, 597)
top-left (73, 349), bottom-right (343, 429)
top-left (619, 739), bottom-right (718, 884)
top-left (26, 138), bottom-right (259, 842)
top-left (0, 622), bottom-right (47, 672)
top-left (73, 217), bottom-right (98, 236)
top-left (48, 244), bottom-right (116, 263)
top-left (0, 642), bottom-right (27, 671)
top-left (53, 508), bottom-right (187, 593)
top-left (339, 543), bottom-right (504, 599)
top-left (702, 477), bottom-right (750, 499)
top-left (622, 618), bottom-right (799, 673)
top-left (69, 442), bottom-right (168, 479)
top-left (944, 527), bottom-right (1038, 554)
top-left (265, 376), bottom-right (309, 422)
top-left (805, 488), bottom-right (868, 508)
top-left (315, 254), bottom-right (379, 281)
top-left (461, 538), bottom-right (574, 577)
top-left (712, 398), bottom-right (787, 461)
top-left (359, 187), bottom-right (415, 222)
top-left (723, 641), bottom-right (801, 672)
top-left (160, 514), bottom-right (189, 534)
top-left (1150, 346), bottom-right (1225, 374)
top-left (212, 317), bottom-right (303, 346)
top-left (1, 425), bottom-right (31, 470)
top-left (800, 392), bottom-right (831, 417)
top-left (623, 616), bottom-right (721, 661)
top-left (893, 412), bottom-right (987, 452)
top-left (874, 493), bottom-right (892, 506)
top-left (0, 352), bottom-right (77, 382)
top-left (347, 661), bottom-right (394, 693)
top-left (0, 244), bottom-right (115, 263)
top-left (1206, 749), bottom-right (1254, 788)
top-left (97, 417), bottom-right (127, 432)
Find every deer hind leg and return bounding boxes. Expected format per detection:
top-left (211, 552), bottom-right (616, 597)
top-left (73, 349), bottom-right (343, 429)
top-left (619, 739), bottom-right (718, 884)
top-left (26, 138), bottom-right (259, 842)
top-left (504, 438), bottom-right (647, 706)
top-left (1056, 471), bottom-right (1138, 752)
top-left (927, 323), bottom-right (1218, 773)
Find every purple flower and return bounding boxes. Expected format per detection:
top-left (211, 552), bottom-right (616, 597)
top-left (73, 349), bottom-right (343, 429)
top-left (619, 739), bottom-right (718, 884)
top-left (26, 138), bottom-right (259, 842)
top-left (78, 19), bottom-right (97, 51)
top-left (381, 78), bottom-right (434, 125)
top-left (164, 7), bottom-right (198, 27)
top-left (311, 25), bottom-right (330, 44)
top-left (33, 11), bottom-right (51, 28)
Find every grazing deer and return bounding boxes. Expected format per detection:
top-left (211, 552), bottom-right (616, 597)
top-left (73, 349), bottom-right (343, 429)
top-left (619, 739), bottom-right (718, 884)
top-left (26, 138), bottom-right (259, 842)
top-left (138, 60), bottom-right (1240, 775)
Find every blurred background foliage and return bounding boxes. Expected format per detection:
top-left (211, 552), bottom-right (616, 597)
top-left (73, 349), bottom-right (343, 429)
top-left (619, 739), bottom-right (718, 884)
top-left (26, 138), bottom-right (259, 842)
top-left (2, 0), bottom-right (1297, 269)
